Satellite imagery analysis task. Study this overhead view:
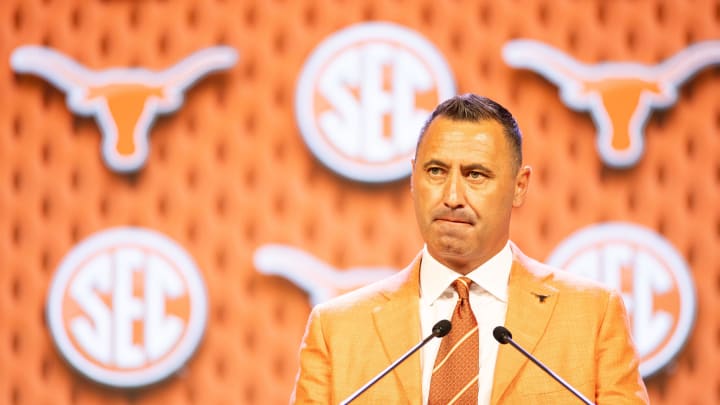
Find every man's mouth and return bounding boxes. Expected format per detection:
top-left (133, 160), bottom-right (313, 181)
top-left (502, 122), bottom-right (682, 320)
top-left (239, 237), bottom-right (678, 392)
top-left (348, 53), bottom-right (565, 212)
top-left (435, 217), bottom-right (472, 225)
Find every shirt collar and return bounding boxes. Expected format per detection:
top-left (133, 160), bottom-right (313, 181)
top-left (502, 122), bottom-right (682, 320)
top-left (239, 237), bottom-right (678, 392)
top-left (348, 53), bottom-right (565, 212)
top-left (420, 242), bottom-right (512, 305)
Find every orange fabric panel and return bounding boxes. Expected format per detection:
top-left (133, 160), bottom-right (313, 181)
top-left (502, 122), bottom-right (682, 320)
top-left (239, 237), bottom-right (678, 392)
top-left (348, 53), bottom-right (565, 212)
top-left (1, 0), bottom-right (718, 404)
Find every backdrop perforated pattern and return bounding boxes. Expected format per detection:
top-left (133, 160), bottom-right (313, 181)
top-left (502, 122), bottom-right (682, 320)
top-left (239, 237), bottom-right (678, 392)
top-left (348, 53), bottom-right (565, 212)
top-left (1, 0), bottom-right (719, 404)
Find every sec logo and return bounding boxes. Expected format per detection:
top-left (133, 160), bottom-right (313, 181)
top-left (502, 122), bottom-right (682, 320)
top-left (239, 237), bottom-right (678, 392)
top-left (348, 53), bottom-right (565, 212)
top-left (46, 227), bottom-right (208, 388)
top-left (546, 222), bottom-right (696, 378)
top-left (295, 22), bottom-right (456, 183)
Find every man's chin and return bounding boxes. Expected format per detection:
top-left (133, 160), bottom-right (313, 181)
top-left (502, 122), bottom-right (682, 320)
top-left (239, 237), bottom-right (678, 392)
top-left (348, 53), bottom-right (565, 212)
top-left (431, 253), bottom-right (476, 275)
top-left (429, 242), bottom-right (472, 261)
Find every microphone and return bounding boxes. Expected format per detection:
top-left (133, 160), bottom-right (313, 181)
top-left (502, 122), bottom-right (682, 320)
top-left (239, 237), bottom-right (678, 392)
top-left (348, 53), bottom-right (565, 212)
top-left (493, 326), bottom-right (595, 405)
top-left (339, 320), bottom-right (452, 405)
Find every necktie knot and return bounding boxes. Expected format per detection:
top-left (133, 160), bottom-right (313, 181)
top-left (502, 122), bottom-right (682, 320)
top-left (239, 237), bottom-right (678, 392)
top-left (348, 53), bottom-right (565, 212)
top-left (453, 277), bottom-right (472, 301)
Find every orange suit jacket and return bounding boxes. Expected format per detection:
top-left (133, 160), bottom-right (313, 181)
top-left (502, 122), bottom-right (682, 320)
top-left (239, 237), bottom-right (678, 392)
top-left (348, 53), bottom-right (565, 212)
top-left (292, 243), bottom-right (649, 404)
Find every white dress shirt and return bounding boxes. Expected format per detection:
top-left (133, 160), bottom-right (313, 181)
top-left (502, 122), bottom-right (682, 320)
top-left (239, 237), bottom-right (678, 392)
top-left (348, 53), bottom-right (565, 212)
top-left (419, 242), bottom-right (512, 405)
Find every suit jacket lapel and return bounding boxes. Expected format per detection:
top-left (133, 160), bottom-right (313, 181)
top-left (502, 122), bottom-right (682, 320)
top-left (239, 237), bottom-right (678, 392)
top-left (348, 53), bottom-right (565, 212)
top-left (491, 246), bottom-right (559, 404)
top-left (371, 256), bottom-right (423, 403)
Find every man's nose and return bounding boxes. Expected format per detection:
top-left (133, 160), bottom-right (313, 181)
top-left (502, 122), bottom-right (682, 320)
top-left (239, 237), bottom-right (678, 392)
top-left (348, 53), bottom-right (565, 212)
top-left (443, 171), bottom-right (465, 208)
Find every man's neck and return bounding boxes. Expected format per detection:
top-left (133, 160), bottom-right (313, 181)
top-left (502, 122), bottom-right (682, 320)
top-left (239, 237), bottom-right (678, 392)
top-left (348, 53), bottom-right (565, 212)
top-left (428, 243), bottom-right (509, 275)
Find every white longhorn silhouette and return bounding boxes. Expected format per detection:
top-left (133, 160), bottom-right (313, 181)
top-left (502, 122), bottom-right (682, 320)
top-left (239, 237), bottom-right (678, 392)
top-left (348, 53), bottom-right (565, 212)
top-left (254, 244), bottom-right (397, 306)
top-left (11, 45), bottom-right (239, 173)
top-left (503, 40), bottom-right (720, 168)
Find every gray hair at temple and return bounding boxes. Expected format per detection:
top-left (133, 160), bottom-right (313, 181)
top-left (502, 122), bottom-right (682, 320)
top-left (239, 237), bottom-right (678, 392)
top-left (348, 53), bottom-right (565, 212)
top-left (414, 94), bottom-right (523, 170)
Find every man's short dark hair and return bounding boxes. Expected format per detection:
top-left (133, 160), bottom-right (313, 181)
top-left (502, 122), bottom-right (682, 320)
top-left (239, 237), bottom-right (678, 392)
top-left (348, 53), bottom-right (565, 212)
top-left (415, 94), bottom-right (523, 169)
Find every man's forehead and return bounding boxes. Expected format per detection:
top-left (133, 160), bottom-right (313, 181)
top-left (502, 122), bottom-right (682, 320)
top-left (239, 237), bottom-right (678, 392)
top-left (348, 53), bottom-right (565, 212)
top-left (418, 122), bottom-right (504, 154)
top-left (423, 116), bottom-right (503, 139)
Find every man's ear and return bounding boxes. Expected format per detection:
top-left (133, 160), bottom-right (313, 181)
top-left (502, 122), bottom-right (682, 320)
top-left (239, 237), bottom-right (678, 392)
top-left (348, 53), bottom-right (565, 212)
top-left (410, 159), bottom-right (415, 194)
top-left (410, 159), bottom-right (415, 196)
top-left (512, 165), bottom-right (532, 207)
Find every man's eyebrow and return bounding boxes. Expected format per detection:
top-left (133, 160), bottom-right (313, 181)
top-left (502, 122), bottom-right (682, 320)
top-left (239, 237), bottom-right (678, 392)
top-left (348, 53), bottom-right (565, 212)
top-left (422, 159), bottom-right (449, 169)
top-left (461, 163), bottom-right (494, 174)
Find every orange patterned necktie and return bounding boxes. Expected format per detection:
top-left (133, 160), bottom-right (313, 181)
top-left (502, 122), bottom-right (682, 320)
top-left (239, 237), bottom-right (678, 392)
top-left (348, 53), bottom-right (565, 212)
top-left (428, 277), bottom-right (479, 404)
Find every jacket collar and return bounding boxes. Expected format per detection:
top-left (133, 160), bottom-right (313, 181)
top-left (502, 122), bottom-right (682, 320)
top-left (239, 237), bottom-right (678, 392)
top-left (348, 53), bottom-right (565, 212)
top-left (371, 253), bottom-right (423, 403)
top-left (367, 244), bottom-right (560, 404)
top-left (491, 243), bottom-right (559, 404)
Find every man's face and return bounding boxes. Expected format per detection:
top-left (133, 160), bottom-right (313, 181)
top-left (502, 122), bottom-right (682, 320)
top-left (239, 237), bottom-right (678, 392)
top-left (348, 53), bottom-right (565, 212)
top-left (411, 116), bottom-right (531, 274)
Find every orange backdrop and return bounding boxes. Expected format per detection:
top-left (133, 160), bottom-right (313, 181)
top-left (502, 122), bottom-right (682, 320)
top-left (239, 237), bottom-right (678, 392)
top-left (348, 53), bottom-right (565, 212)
top-left (1, 0), bottom-right (719, 404)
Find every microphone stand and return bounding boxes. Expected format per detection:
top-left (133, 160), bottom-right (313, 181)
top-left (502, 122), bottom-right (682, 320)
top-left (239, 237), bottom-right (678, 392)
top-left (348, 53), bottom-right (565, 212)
top-left (339, 320), bottom-right (451, 405)
top-left (494, 326), bottom-right (594, 405)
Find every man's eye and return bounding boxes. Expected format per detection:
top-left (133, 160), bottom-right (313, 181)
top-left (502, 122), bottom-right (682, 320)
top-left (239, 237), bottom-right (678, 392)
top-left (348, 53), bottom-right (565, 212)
top-left (428, 167), bottom-right (443, 176)
top-left (469, 171), bottom-right (483, 179)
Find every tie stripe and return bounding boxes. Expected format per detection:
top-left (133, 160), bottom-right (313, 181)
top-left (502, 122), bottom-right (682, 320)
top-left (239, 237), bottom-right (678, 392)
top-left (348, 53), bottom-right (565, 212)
top-left (428, 277), bottom-right (480, 404)
top-left (455, 277), bottom-right (470, 290)
top-left (432, 325), bottom-right (479, 373)
top-left (447, 375), bottom-right (479, 405)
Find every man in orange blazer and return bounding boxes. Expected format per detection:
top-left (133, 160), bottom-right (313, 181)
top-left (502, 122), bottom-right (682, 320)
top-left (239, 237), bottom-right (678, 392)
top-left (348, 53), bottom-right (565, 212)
top-left (292, 94), bottom-right (649, 404)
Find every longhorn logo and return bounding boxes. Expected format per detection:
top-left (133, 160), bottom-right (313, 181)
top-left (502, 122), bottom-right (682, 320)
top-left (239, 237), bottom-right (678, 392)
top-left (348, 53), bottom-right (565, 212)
top-left (503, 40), bottom-right (720, 168)
top-left (254, 244), bottom-right (396, 306)
top-left (11, 45), bottom-right (238, 173)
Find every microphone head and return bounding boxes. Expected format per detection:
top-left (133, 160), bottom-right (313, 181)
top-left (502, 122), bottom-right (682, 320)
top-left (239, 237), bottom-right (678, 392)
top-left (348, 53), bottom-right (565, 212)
top-left (432, 320), bottom-right (452, 337)
top-left (493, 326), bottom-right (512, 344)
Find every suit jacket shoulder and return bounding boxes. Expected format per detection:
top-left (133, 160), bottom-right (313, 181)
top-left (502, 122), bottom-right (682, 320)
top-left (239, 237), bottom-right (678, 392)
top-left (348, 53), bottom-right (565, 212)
top-left (494, 243), bottom-right (649, 404)
top-left (293, 254), bottom-right (423, 404)
top-left (313, 256), bottom-right (420, 318)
